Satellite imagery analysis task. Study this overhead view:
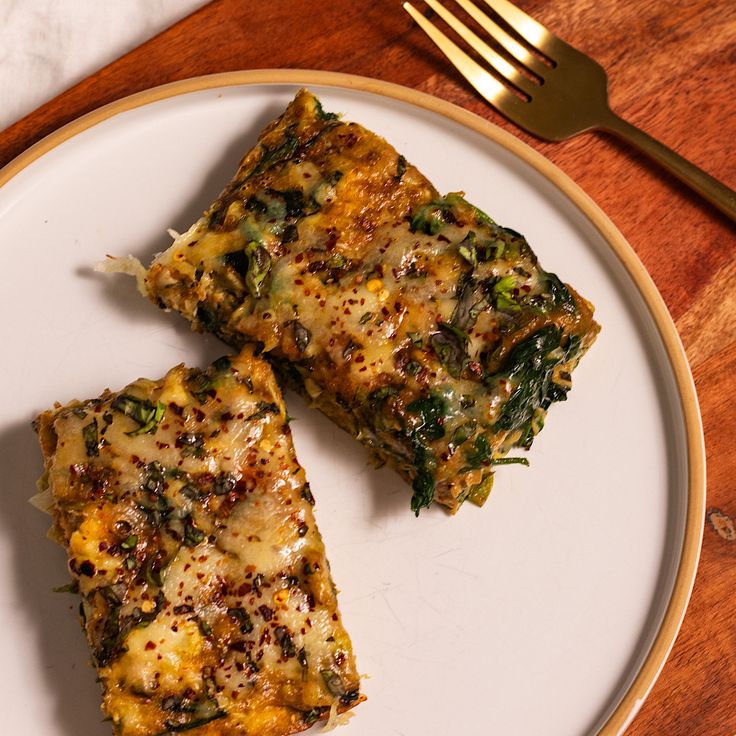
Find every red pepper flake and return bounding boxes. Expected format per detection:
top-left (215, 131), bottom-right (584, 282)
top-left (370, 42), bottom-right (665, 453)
top-left (295, 253), bottom-right (304, 263)
top-left (304, 289), bottom-right (311, 296)
top-left (145, 641), bottom-right (156, 651)
top-left (355, 355), bottom-right (365, 363)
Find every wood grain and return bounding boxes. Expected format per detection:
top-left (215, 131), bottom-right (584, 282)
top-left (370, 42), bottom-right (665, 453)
top-left (2, 1), bottom-right (735, 733)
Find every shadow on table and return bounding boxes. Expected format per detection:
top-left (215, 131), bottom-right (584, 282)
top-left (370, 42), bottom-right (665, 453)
top-left (0, 419), bottom-right (109, 736)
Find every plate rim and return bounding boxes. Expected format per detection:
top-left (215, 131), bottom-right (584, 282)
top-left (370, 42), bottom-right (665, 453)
top-left (0, 68), bottom-right (706, 735)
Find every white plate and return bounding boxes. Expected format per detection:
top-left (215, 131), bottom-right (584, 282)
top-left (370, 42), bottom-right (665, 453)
top-left (0, 71), bottom-right (704, 736)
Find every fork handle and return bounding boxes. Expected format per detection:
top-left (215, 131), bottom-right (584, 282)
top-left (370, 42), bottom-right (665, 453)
top-left (600, 111), bottom-right (736, 223)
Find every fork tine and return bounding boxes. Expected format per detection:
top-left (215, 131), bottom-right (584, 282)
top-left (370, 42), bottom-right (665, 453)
top-left (452, 0), bottom-right (548, 76)
top-left (481, 0), bottom-right (564, 57)
top-left (403, 2), bottom-right (525, 116)
top-left (423, 0), bottom-right (536, 94)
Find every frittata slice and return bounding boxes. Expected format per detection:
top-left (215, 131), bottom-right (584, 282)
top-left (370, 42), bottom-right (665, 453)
top-left (140, 89), bottom-right (599, 514)
top-left (34, 348), bottom-right (361, 736)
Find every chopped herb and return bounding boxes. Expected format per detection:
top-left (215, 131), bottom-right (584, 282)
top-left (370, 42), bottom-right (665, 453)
top-left (449, 420), bottom-right (477, 452)
top-left (340, 690), bottom-right (360, 706)
top-left (249, 130), bottom-right (299, 178)
top-left (410, 440), bottom-right (436, 515)
top-left (342, 339), bottom-right (360, 359)
top-left (111, 395), bottom-right (166, 436)
top-left (406, 394), bottom-right (447, 514)
top-left (121, 534), bottom-right (138, 550)
top-left (462, 433), bottom-right (493, 470)
top-left (246, 401), bottom-right (279, 421)
top-left (460, 394), bottom-right (476, 409)
top-left (212, 356), bottom-right (231, 373)
top-left (195, 303), bottom-right (219, 334)
top-left (395, 154), bottom-right (407, 181)
top-left (303, 708), bottom-right (324, 726)
top-left (409, 199), bottom-right (455, 235)
top-left (82, 419), bottom-right (99, 457)
top-left (405, 360), bottom-right (422, 376)
top-left (162, 708), bottom-right (227, 733)
top-left (467, 474), bottom-right (494, 507)
top-left (183, 518), bottom-right (205, 547)
top-left (301, 484), bottom-right (315, 505)
top-left (326, 252), bottom-right (347, 269)
top-left (407, 331), bottom-right (423, 346)
top-left (181, 483), bottom-right (207, 501)
top-left (544, 271), bottom-right (576, 311)
top-left (275, 626), bottom-right (296, 658)
top-left (457, 231), bottom-right (478, 268)
top-left (290, 320), bottom-right (311, 352)
top-left (53, 582), bottom-right (79, 594)
top-left (320, 670), bottom-right (346, 697)
top-left (243, 241), bottom-right (271, 298)
top-left (359, 311), bottom-right (373, 324)
top-left (491, 456), bottom-right (530, 466)
top-left (227, 607), bottom-right (254, 634)
top-left (176, 432), bottom-right (205, 458)
top-left (213, 472), bottom-right (237, 496)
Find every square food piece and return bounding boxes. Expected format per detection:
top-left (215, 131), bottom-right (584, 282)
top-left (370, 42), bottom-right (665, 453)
top-left (141, 89), bottom-right (599, 514)
top-left (34, 348), bottom-right (361, 736)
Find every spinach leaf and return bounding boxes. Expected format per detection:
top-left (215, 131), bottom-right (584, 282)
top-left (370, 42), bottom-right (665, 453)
top-left (462, 433), bottom-right (493, 470)
top-left (492, 326), bottom-right (565, 440)
top-left (544, 271), bottom-right (576, 312)
top-left (406, 394), bottom-right (447, 514)
top-left (450, 273), bottom-right (493, 333)
top-left (406, 394), bottom-right (447, 442)
top-left (410, 439), bottom-right (437, 515)
top-left (493, 275), bottom-right (521, 312)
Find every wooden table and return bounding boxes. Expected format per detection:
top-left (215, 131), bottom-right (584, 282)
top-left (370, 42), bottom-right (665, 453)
top-left (2, 1), bottom-right (735, 733)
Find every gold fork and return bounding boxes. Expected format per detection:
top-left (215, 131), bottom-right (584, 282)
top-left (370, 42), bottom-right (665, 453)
top-left (403, 0), bottom-right (736, 222)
